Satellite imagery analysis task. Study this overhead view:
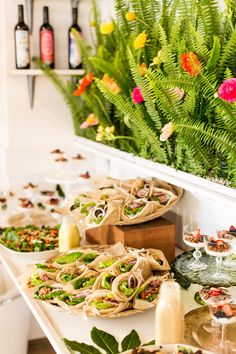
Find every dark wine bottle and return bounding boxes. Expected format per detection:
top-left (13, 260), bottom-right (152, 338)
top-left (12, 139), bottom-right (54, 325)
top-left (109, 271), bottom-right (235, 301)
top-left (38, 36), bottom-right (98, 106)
top-left (40, 6), bottom-right (54, 68)
top-left (14, 4), bottom-right (30, 69)
top-left (68, 7), bottom-right (82, 69)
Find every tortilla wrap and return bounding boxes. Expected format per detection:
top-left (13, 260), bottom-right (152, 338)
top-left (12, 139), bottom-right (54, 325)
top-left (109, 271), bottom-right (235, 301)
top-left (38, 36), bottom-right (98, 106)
top-left (55, 289), bottom-right (92, 311)
top-left (85, 200), bottom-right (121, 227)
top-left (112, 272), bottom-right (141, 302)
top-left (121, 198), bottom-right (159, 221)
top-left (64, 270), bottom-right (99, 292)
top-left (56, 266), bottom-right (85, 284)
top-left (149, 187), bottom-right (177, 206)
top-left (85, 290), bottom-right (129, 316)
top-left (133, 275), bottom-right (169, 310)
top-left (92, 272), bottom-right (117, 291)
top-left (141, 249), bottom-right (170, 271)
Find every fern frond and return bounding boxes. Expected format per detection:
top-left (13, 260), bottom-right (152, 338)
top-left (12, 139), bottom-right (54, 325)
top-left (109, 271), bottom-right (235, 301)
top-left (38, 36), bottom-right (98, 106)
top-left (96, 80), bottom-right (168, 163)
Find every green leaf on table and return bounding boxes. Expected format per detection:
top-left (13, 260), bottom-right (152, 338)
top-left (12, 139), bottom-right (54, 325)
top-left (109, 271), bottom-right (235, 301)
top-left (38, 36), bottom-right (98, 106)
top-left (121, 329), bottom-right (141, 351)
top-left (194, 291), bottom-right (205, 306)
top-left (142, 340), bottom-right (155, 346)
top-left (91, 327), bottom-right (119, 354)
top-left (55, 251), bottom-right (84, 264)
top-left (63, 339), bottom-right (102, 354)
top-left (56, 184), bottom-right (65, 198)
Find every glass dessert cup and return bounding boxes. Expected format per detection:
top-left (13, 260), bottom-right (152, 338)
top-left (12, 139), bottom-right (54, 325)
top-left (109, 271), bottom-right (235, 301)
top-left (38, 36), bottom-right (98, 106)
top-left (204, 237), bottom-right (232, 282)
top-left (217, 228), bottom-right (236, 271)
top-left (209, 302), bottom-right (236, 353)
top-left (183, 225), bottom-right (207, 271)
top-left (199, 287), bottom-right (233, 333)
top-left (18, 199), bottom-right (35, 224)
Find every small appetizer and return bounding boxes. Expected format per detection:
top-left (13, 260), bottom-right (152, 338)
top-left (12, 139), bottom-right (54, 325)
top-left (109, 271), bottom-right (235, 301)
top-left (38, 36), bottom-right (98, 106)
top-left (23, 182), bottom-right (38, 189)
top-left (79, 171), bottom-right (90, 179)
top-left (183, 229), bottom-right (205, 247)
top-left (40, 191), bottom-right (55, 197)
top-left (54, 157), bottom-right (68, 162)
top-left (19, 198), bottom-right (34, 209)
top-left (134, 276), bottom-right (163, 310)
top-left (205, 237), bottom-right (232, 256)
top-left (51, 149), bottom-right (64, 154)
top-left (72, 154), bottom-right (84, 160)
top-left (199, 286), bottom-right (230, 304)
top-left (210, 303), bottom-right (236, 324)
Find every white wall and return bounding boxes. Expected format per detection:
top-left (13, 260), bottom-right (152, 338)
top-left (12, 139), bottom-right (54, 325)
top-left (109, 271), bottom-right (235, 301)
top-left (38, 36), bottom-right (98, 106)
top-left (0, 0), bottom-right (114, 189)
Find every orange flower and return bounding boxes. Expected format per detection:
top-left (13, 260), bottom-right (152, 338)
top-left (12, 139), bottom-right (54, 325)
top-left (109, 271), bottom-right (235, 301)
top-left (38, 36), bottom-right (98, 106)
top-left (138, 63), bottom-right (147, 76)
top-left (102, 74), bottom-right (121, 94)
top-left (181, 52), bottom-right (202, 77)
top-left (73, 73), bottom-right (94, 96)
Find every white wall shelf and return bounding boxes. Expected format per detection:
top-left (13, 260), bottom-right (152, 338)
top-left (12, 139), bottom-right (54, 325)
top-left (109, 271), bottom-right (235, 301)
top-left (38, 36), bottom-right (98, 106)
top-left (10, 69), bottom-right (85, 76)
top-left (10, 68), bottom-right (85, 109)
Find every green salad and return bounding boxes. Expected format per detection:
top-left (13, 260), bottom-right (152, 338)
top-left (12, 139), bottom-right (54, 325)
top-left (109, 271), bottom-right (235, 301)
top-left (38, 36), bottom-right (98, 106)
top-left (0, 225), bottom-right (59, 252)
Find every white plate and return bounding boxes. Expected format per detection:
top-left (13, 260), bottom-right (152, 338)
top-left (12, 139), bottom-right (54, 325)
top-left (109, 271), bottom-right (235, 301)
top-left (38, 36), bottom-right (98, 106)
top-left (0, 244), bottom-right (59, 263)
top-left (121, 344), bottom-right (216, 354)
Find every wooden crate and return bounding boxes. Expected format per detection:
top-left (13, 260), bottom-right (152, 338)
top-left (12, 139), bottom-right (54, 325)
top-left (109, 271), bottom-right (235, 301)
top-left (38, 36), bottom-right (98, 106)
top-left (86, 217), bottom-right (176, 263)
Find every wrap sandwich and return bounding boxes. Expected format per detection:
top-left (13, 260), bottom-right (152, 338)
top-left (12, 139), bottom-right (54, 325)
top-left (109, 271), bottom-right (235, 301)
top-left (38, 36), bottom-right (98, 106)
top-left (141, 249), bottom-right (170, 271)
top-left (93, 273), bottom-right (117, 291)
top-left (133, 276), bottom-right (167, 310)
top-left (113, 254), bottom-right (138, 275)
top-left (85, 290), bottom-right (129, 316)
top-left (91, 255), bottom-right (118, 274)
top-left (149, 187), bottom-right (177, 206)
top-left (130, 178), bottom-right (155, 199)
top-left (56, 266), bottom-right (85, 284)
top-left (33, 283), bottom-right (65, 303)
top-left (64, 270), bottom-right (99, 292)
top-left (112, 272), bottom-right (141, 302)
top-left (121, 198), bottom-right (159, 221)
top-left (85, 200), bottom-right (120, 227)
top-left (56, 289), bottom-right (92, 311)
top-left (50, 250), bottom-right (85, 269)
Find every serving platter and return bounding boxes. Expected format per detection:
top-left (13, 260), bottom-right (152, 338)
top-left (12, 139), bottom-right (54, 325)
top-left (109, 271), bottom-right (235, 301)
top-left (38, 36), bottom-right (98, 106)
top-left (24, 243), bottom-right (171, 318)
top-left (121, 344), bottom-right (216, 354)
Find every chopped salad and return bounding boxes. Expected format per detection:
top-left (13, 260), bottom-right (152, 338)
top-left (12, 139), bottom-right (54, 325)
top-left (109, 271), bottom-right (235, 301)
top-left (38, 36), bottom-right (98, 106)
top-left (0, 225), bottom-right (59, 252)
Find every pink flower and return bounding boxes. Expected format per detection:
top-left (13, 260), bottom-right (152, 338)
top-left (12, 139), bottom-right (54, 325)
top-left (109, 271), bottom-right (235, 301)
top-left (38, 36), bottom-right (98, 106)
top-left (80, 113), bottom-right (99, 129)
top-left (218, 78), bottom-right (236, 103)
top-left (160, 122), bottom-right (175, 142)
top-left (132, 86), bottom-right (144, 104)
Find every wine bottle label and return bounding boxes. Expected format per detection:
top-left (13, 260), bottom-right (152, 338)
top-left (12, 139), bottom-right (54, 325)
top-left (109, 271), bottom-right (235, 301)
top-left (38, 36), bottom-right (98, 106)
top-left (40, 29), bottom-right (54, 64)
top-left (15, 30), bottom-right (29, 68)
top-left (69, 31), bottom-right (81, 68)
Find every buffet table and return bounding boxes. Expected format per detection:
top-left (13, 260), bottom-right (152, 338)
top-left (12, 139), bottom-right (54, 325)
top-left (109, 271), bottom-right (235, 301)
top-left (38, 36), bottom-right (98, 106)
top-left (0, 247), bottom-right (206, 354)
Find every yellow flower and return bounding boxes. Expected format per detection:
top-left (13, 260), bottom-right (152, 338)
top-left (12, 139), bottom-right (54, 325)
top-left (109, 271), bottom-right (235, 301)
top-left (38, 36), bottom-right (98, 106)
top-left (105, 126), bottom-right (115, 134)
top-left (160, 122), bottom-right (175, 142)
top-left (97, 126), bottom-right (104, 133)
top-left (125, 12), bottom-right (136, 21)
top-left (96, 133), bottom-right (103, 142)
top-left (102, 74), bottom-right (121, 94)
top-left (151, 50), bottom-right (163, 66)
top-left (100, 22), bottom-right (114, 35)
top-left (90, 20), bottom-right (96, 27)
top-left (134, 32), bottom-right (148, 50)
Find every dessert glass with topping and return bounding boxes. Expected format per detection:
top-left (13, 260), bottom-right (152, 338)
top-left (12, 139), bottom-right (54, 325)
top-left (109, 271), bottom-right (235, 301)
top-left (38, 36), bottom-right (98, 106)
top-left (18, 197), bottom-right (35, 223)
top-left (217, 225), bottom-right (236, 270)
top-left (199, 286), bottom-right (233, 333)
top-left (183, 225), bottom-right (207, 271)
top-left (204, 236), bottom-right (232, 282)
top-left (209, 301), bottom-right (236, 353)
